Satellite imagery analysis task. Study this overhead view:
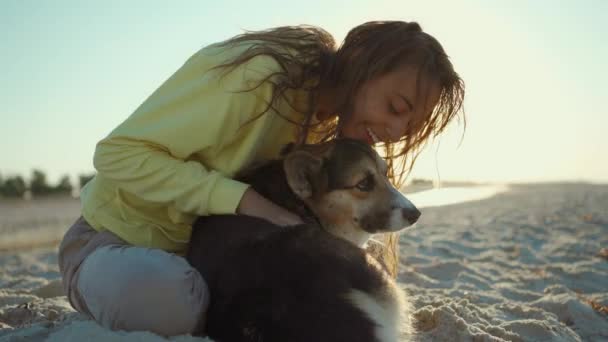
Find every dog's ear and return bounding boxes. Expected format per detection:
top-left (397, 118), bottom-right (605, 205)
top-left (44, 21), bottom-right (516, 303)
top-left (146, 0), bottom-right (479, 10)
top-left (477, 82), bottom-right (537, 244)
top-left (283, 150), bottom-right (324, 199)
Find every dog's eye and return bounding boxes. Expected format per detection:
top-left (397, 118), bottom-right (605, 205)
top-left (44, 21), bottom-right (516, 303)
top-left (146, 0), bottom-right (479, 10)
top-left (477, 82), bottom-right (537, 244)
top-left (355, 176), bottom-right (375, 192)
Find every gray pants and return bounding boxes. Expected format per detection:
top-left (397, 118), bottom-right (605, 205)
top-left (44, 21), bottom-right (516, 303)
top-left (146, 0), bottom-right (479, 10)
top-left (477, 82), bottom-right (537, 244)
top-left (58, 217), bottom-right (210, 336)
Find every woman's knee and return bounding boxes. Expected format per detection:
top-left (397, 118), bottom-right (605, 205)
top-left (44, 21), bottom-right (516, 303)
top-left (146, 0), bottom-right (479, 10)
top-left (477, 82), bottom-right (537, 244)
top-left (76, 245), bottom-right (209, 336)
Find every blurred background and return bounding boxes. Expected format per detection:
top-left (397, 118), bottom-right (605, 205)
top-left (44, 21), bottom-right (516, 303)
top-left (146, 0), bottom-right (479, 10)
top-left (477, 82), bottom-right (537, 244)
top-left (1, 0), bottom-right (607, 197)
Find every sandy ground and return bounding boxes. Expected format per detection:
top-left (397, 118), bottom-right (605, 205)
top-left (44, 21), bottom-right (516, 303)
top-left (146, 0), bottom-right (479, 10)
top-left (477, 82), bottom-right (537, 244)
top-left (0, 183), bottom-right (607, 341)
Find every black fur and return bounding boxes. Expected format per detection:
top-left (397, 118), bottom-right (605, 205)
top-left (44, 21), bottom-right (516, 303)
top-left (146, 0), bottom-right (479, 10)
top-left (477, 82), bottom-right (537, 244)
top-left (187, 148), bottom-right (390, 342)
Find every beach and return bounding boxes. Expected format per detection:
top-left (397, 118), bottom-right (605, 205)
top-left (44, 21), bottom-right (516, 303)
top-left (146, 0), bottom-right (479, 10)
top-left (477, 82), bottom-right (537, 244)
top-left (1, 183), bottom-right (607, 341)
top-left (402, 183), bottom-right (608, 341)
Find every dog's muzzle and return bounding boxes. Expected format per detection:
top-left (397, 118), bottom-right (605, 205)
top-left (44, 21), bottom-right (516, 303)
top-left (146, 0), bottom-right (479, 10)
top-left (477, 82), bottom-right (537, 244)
top-left (387, 187), bottom-right (421, 230)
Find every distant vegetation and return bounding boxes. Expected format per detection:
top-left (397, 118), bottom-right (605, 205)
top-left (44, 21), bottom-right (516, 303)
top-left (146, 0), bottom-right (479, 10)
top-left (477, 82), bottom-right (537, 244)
top-left (410, 178), bottom-right (434, 186)
top-left (0, 170), bottom-right (95, 199)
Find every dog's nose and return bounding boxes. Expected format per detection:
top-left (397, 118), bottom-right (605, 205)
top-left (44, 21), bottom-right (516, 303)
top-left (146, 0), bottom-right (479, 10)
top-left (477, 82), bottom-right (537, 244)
top-left (402, 207), bottom-right (421, 224)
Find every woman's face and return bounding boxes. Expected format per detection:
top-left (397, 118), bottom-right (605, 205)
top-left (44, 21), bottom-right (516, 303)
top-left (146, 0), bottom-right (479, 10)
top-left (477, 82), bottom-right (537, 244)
top-left (339, 65), bottom-right (441, 145)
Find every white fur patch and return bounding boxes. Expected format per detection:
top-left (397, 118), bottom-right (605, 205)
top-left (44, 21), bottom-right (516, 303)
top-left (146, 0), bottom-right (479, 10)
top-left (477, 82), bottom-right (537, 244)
top-left (345, 289), bottom-right (403, 342)
top-left (388, 209), bottom-right (408, 231)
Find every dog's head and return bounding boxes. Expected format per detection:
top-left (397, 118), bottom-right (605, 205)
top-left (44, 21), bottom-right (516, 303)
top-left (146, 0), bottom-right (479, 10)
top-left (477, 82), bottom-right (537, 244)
top-left (283, 138), bottom-right (420, 246)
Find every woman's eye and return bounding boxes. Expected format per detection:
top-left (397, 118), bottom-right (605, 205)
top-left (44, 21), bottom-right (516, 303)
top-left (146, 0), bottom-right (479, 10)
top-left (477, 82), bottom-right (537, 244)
top-left (389, 104), bottom-right (399, 115)
top-left (356, 176), bottom-right (375, 192)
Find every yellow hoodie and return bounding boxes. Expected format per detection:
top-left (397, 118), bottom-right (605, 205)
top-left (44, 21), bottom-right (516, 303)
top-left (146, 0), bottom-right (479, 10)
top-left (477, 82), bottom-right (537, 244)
top-left (80, 41), bottom-right (311, 254)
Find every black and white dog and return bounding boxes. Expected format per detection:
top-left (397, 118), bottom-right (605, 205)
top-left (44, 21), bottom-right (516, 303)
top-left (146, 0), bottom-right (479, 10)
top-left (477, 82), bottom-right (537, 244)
top-left (187, 138), bottom-right (420, 342)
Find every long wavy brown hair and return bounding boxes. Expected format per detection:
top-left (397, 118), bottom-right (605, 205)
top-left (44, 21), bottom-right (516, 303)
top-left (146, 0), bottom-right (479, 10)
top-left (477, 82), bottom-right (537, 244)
top-left (213, 21), bottom-right (465, 278)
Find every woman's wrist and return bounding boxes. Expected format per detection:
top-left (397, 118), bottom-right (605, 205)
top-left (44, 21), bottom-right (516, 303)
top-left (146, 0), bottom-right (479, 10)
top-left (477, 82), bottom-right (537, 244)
top-left (236, 187), bottom-right (302, 226)
top-left (236, 187), bottom-right (261, 215)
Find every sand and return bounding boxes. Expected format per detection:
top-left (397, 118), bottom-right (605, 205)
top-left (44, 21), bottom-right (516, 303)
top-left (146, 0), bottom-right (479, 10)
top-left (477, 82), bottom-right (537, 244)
top-left (1, 183), bottom-right (607, 341)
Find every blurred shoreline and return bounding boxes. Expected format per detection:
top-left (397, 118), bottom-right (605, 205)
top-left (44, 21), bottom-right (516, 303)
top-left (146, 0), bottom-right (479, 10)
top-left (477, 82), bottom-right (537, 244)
top-left (0, 195), bottom-right (80, 252)
top-left (1, 181), bottom-right (604, 252)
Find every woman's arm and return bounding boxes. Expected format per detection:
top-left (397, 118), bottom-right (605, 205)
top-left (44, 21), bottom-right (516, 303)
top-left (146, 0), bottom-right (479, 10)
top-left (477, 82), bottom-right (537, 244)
top-left (93, 50), bottom-right (299, 223)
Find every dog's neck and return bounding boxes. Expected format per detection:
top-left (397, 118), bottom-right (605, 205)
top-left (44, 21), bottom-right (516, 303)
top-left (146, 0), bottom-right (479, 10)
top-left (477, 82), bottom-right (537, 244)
top-left (323, 223), bottom-right (373, 248)
top-left (238, 160), bottom-right (371, 248)
top-left (237, 161), bottom-right (321, 226)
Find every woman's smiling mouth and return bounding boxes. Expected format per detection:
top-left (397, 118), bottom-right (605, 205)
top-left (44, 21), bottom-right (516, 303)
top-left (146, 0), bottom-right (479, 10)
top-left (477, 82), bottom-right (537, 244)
top-left (366, 127), bottom-right (380, 145)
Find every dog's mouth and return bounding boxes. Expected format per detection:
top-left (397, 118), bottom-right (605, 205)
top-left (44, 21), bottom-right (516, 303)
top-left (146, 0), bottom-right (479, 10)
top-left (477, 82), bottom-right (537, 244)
top-left (359, 193), bottom-right (420, 237)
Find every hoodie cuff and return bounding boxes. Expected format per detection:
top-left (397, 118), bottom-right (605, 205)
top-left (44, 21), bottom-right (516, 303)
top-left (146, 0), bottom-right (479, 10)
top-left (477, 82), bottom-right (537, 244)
top-left (206, 177), bottom-right (251, 215)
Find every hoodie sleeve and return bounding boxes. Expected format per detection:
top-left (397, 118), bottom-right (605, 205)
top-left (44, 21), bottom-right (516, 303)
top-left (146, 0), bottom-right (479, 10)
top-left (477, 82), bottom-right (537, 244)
top-left (93, 51), bottom-right (278, 216)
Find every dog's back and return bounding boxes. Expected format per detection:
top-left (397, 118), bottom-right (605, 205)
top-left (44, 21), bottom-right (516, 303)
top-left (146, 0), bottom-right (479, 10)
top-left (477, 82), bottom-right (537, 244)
top-left (189, 216), bottom-right (389, 342)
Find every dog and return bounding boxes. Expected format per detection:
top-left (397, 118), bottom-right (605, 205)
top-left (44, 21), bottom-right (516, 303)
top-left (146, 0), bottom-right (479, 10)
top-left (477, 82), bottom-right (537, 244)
top-left (187, 138), bottom-right (421, 342)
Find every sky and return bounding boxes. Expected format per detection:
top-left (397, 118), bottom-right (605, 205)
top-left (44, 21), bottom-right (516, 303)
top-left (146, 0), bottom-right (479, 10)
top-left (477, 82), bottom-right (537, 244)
top-left (1, 0), bottom-right (607, 186)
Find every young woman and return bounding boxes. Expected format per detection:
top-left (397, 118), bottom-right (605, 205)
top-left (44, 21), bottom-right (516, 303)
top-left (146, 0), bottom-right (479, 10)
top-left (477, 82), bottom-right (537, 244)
top-left (58, 20), bottom-right (465, 336)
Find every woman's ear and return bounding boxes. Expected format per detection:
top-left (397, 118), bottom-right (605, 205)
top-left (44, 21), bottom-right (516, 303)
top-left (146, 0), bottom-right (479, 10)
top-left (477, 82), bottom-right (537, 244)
top-left (283, 150), bottom-right (324, 200)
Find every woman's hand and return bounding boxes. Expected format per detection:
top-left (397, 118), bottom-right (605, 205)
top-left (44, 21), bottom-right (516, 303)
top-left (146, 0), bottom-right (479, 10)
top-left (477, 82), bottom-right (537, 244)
top-left (236, 187), bottom-right (303, 226)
